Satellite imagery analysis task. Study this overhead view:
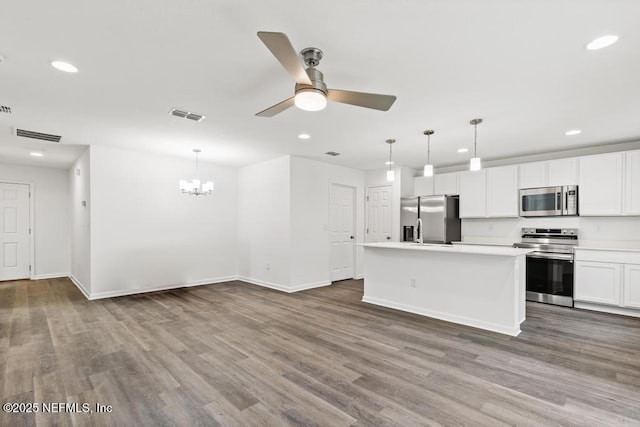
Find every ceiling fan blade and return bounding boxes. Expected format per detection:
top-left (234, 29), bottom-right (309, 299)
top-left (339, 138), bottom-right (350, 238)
top-left (257, 31), bottom-right (312, 86)
top-left (255, 96), bottom-right (296, 117)
top-left (327, 89), bottom-right (397, 111)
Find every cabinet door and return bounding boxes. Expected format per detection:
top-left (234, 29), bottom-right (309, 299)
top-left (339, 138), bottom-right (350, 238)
top-left (433, 172), bottom-right (459, 195)
top-left (574, 261), bottom-right (622, 305)
top-left (486, 165), bottom-right (519, 217)
top-left (413, 176), bottom-right (434, 197)
top-left (623, 264), bottom-right (640, 309)
top-left (625, 150), bottom-right (640, 215)
top-left (519, 162), bottom-right (546, 189)
top-left (547, 158), bottom-right (578, 186)
top-left (459, 170), bottom-right (486, 218)
top-left (578, 153), bottom-right (624, 216)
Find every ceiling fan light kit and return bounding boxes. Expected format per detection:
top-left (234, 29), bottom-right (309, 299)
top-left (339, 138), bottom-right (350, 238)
top-left (256, 32), bottom-right (396, 117)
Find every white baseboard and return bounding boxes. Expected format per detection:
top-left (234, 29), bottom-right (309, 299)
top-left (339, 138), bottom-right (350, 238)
top-left (574, 302), bottom-right (640, 318)
top-left (237, 277), bottom-right (331, 293)
top-left (69, 275), bottom-right (91, 300)
top-left (362, 295), bottom-right (521, 337)
top-left (87, 275), bottom-right (237, 300)
top-left (32, 273), bottom-right (70, 280)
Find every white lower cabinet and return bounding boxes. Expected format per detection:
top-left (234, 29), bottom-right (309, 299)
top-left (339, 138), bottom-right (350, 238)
top-left (574, 249), bottom-right (640, 315)
top-left (574, 261), bottom-right (622, 305)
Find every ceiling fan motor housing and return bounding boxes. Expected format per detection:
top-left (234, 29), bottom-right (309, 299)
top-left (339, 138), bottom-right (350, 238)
top-left (295, 68), bottom-right (327, 95)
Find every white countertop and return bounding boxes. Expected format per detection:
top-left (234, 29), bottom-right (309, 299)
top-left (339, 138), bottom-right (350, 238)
top-left (576, 240), bottom-right (640, 252)
top-left (361, 242), bottom-right (533, 257)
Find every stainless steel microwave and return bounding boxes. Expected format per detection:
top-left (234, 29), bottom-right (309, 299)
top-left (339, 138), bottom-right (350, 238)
top-left (519, 185), bottom-right (578, 217)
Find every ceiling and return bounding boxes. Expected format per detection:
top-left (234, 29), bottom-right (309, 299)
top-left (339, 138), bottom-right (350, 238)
top-left (1, 0), bottom-right (639, 171)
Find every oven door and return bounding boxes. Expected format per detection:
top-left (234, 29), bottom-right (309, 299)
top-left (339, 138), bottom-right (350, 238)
top-left (520, 187), bottom-right (563, 217)
top-left (526, 251), bottom-right (574, 307)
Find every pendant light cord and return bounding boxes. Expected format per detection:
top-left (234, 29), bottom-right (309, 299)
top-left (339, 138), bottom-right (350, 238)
top-left (473, 123), bottom-right (478, 158)
top-left (389, 142), bottom-right (392, 171)
top-left (427, 134), bottom-right (431, 164)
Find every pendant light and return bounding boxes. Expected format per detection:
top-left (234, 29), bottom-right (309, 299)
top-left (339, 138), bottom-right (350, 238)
top-left (386, 139), bottom-right (396, 181)
top-left (469, 118), bottom-right (483, 171)
top-left (180, 148), bottom-right (214, 195)
top-left (423, 130), bottom-right (435, 177)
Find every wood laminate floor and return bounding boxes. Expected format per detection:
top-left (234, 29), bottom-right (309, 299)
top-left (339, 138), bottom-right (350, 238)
top-left (1, 278), bottom-right (639, 426)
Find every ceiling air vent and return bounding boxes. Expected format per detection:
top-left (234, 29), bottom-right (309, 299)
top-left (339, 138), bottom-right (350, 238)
top-left (15, 128), bottom-right (62, 143)
top-left (325, 151), bottom-right (341, 157)
top-left (0, 106), bottom-right (11, 114)
top-left (169, 108), bottom-right (206, 122)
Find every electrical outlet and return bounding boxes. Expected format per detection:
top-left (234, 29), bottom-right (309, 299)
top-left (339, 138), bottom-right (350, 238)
top-left (266, 263), bottom-right (271, 271)
top-left (594, 224), bottom-right (600, 232)
top-left (410, 278), bottom-right (416, 288)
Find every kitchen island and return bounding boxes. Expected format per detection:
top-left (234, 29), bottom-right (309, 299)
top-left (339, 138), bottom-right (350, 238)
top-left (361, 242), bottom-right (533, 336)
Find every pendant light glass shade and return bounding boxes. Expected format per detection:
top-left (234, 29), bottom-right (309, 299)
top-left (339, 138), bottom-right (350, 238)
top-left (469, 157), bottom-right (481, 171)
top-left (469, 118), bottom-right (483, 171)
top-left (423, 130), bottom-right (435, 177)
top-left (385, 139), bottom-right (396, 182)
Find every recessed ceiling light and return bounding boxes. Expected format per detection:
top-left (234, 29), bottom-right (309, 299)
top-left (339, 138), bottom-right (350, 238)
top-left (51, 61), bottom-right (78, 73)
top-left (385, 161), bottom-right (394, 165)
top-left (586, 35), bottom-right (619, 50)
top-left (30, 151), bottom-right (44, 157)
top-left (457, 148), bottom-right (469, 153)
top-left (565, 129), bottom-right (582, 136)
top-left (298, 133), bottom-right (310, 140)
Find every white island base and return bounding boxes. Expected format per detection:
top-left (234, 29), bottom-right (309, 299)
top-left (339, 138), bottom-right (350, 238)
top-left (362, 243), bottom-right (531, 336)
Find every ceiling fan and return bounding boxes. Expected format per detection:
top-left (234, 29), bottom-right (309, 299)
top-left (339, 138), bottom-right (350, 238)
top-left (255, 31), bottom-right (397, 117)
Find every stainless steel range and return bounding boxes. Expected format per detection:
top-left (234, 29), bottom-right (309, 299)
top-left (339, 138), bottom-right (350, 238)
top-left (513, 227), bottom-right (578, 307)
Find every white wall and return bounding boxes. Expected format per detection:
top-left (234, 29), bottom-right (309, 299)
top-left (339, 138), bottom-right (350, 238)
top-left (237, 155), bottom-right (291, 290)
top-left (69, 149), bottom-right (91, 293)
top-left (0, 163), bottom-right (70, 278)
top-left (88, 145), bottom-right (238, 298)
top-left (290, 156), bottom-right (366, 286)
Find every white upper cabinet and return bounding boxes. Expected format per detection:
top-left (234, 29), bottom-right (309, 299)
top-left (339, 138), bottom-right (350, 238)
top-left (519, 162), bottom-right (546, 189)
top-left (578, 153), bottom-right (624, 216)
top-left (519, 158), bottom-right (578, 189)
top-left (413, 176), bottom-right (434, 196)
top-left (486, 165), bottom-right (519, 217)
top-left (459, 170), bottom-right (487, 218)
top-left (433, 172), bottom-right (459, 195)
top-left (625, 150), bottom-right (640, 215)
top-left (547, 158), bottom-right (578, 186)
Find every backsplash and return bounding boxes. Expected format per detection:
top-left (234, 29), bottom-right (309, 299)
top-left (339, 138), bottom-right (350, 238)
top-left (462, 216), bottom-right (640, 242)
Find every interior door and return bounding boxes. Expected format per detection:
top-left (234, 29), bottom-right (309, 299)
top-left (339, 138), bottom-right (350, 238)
top-left (367, 185), bottom-right (392, 242)
top-left (330, 184), bottom-right (355, 282)
top-left (1, 183), bottom-right (30, 281)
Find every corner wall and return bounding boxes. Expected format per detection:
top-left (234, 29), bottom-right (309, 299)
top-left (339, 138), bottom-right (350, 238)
top-left (69, 149), bottom-right (91, 294)
top-left (88, 145), bottom-right (238, 298)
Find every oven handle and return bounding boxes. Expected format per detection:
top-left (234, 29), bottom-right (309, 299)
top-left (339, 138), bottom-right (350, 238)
top-left (527, 252), bottom-right (574, 261)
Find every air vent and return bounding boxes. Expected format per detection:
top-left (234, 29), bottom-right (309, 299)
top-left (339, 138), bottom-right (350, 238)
top-left (16, 128), bottom-right (62, 142)
top-left (0, 106), bottom-right (11, 114)
top-left (169, 108), bottom-right (205, 122)
top-left (325, 151), bottom-right (341, 157)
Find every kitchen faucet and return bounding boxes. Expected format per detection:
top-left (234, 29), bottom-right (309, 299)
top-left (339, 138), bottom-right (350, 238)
top-left (416, 218), bottom-right (423, 245)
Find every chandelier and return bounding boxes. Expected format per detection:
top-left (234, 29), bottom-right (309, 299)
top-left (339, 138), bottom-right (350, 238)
top-left (180, 148), bottom-right (214, 195)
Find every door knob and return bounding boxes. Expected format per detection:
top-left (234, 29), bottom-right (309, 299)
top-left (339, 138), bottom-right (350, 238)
top-left (386, 236), bottom-right (391, 240)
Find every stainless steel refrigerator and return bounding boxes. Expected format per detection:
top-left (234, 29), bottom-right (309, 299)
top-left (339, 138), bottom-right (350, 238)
top-left (400, 195), bottom-right (461, 244)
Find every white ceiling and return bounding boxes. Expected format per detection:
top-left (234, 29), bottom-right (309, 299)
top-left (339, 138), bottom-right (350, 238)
top-left (1, 0), bottom-right (639, 171)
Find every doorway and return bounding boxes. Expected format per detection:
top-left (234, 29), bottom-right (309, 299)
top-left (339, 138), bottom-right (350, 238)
top-left (1, 182), bottom-right (31, 281)
top-left (330, 183), bottom-right (355, 282)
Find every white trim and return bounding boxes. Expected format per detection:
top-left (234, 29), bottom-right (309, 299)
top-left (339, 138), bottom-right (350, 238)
top-left (574, 302), bottom-right (640, 318)
top-left (69, 274), bottom-right (91, 299)
top-left (87, 275), bottom-right (237, 300)
top-left (354, 274), bottom-right (364, 280)
top-left (32, 273), bottom-right (70, 280)
top-left (238, 276), bottom-right (331, 293)
top-left (362, 295), bottom-right (522, 337)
